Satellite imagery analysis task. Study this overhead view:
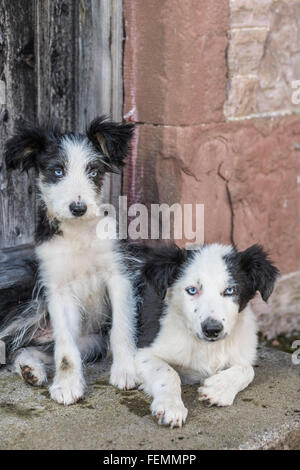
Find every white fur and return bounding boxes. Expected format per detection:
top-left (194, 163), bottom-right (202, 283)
top-left (15, 138), bottom-right (138, 403)
top-left (136, 244), bottom-right (258, 427)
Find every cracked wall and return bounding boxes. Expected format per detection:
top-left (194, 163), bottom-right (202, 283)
top-left (225, 0), bottom-right (300, 120)
top-left (123, 0), bottom-right (300, 283)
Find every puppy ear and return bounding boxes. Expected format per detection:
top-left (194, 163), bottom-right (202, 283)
top-left (239, 245), bottom-right (279, 302)
top-left (5, 123), bottom-right (48, 172)
top-left (87, 115), bottom-right (135, 171)
top-left (144, 245), bottom-right (189, 299)
top-left (86, 115), bottom-right (135, 171)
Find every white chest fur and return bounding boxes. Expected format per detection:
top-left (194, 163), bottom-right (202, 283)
top-left (149, 306), bottom-right (258, 382)
top-left (35, 218), bottom-right (120, 327)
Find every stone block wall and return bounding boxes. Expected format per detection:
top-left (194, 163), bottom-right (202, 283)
top-left (225, 0), bottom-right (300, 120)
top-left (123, 0), bottom-right (300, 337)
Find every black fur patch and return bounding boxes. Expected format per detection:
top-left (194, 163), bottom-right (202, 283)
top-left (37, 141), bottom-right (68, 184)
top-left (85, 158), bottom-right (106, 193)
top-left (0, 252), bottom-right (49, 358)
top-left (35, 203), bottom-right (62, 244)
top-left (224, 244), bottom-right (279, 312)
top-left (137, 244), bottom-right (195, 347)
top-left (137, 283), bottom-right (165, 348)
top-left (0, 254), bottom-right (38, 323)
top-left (143, 244), bottom-right (195, 299)
top-left (86, 115), bottom-right (135, 171)
top-left (118, 241), bottom-right (165, 348)
top-left (4, 122), bottom-right (52, 172)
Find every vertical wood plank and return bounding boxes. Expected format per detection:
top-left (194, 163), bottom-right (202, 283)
top-left (76, 0), bottom-right (124, 205)
top-left (36, 0), bottom-right (124, 204)
top-left (75, 0), bottom-right (112, 203)
top-left (37, 0), bottom-right (124, 205)
top-left (0, 1), bottom-right (36, 249)
top-left (110, 0), bottom-right (123, 208)
top-left (75, 0), bottom-right (111, 130)
top-left (111, 0), bottom-right (124, 122)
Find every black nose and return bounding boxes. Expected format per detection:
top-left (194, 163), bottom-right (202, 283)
top-left (201, 317), bottom-right (224, 339)
top-left (69, 201), bottom-right (87, 217)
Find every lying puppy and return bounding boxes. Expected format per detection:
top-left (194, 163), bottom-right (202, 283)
top-left (136, 243), bottom-right (279, 427)
top-left (0, 116), bottom-right (141, 404)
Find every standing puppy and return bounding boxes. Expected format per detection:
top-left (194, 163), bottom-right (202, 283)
top-left (136, 243), bottom-right (279, 427)
top-left (1, 117), bottom-right (139, 404)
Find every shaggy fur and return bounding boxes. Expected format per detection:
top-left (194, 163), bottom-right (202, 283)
top-left (136, 243), bottom-right (279, 428)
top-left (0, 116), bottom-right (144, 405)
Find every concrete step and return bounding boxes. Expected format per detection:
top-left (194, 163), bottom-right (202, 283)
top-left (0, 347), bottom-right (299, 450)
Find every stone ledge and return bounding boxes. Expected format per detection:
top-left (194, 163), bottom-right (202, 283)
top-left (253, 271), bottom-right (300, 339)
top-left (0, 347), bottom-right (299, 450)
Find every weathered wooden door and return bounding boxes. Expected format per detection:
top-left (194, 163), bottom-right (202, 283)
top-left (0, 0), bottom-right (123, 262)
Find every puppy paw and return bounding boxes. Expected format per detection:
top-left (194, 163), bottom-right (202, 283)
top-left (109, 361), bottom-right (139, 390)
top-left (198, 373), bottom-right (236, 407)
top-left (50, 376), bottom-right (85, 405)
top-left (151, 397), bottom-right (188, 428)
top-left (20, 364), bottom-right (47, 387)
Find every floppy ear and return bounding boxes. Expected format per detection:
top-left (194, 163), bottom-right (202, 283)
top-left (238, 245), bottom-right (279, 302)
top-left (5, 123), bottom-right (48, 172)
top-left (86, 115), bottom-right (135, 171)
top-left (143, 245), bottom-right (189, 299)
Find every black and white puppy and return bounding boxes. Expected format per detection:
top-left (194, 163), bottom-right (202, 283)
top-left (0, 116), bottom-right (141, 405)
top-left (136, 243), bottom-right (279, 427)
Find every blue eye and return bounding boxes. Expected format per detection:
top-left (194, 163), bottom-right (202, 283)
top-left (223, 287), bottom-right (236, 296)
top-left (54, 169), bottom-right (63, 177)
top-left (89, 170), bottom-right (98, 178)
top-left (186, 287), bottom-right (198, 296)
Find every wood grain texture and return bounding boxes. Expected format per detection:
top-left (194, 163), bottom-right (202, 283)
top-left (75, 0), bottom-right (124, 205)
top-left (36, 0), bottom-right (77, 130)
top-left (110, 0), bottom-right (123, 209)
top-left (0, 1), bottom-right (36, 250)
top-left (75, 0), bottom-right (112, 202)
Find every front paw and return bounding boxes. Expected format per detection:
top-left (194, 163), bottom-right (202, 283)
top-left (198, 373), bottom-right (236, 407)
top-left (151, 397), bottom-right (188, 428)
top-left (50, 375), bottom-right (85, 405)
top-left (20, 364), bottom-right (47, 387)
top-left (109, 361), bottom-right (139, 390)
